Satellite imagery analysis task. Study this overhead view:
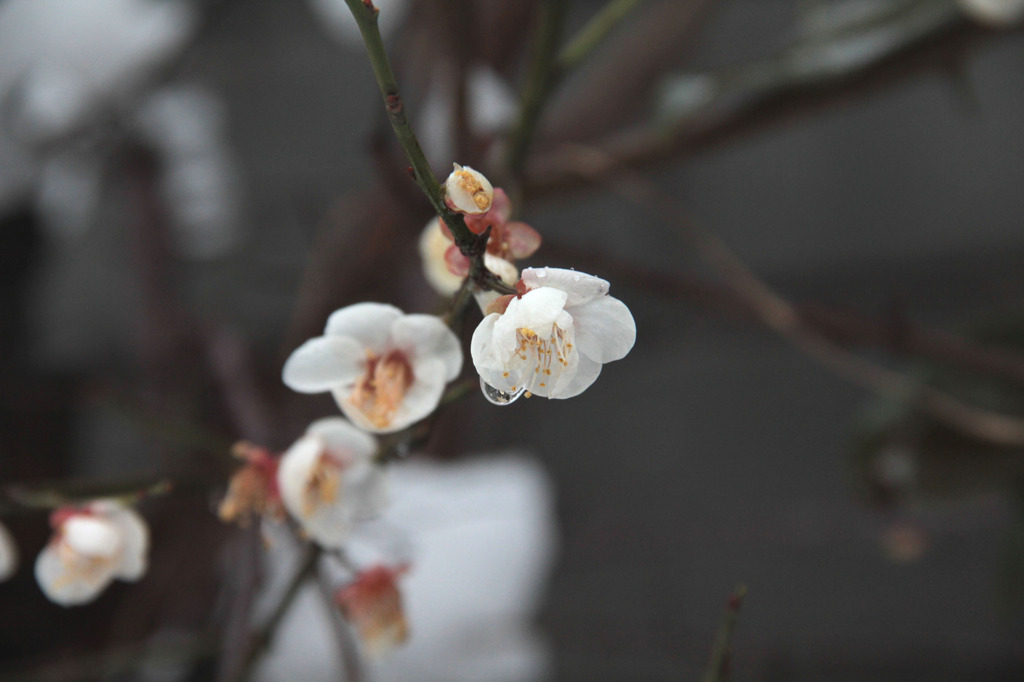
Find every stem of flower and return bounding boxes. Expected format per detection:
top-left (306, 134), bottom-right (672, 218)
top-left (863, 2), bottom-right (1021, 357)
top-left (505, 0), bottom-right (568, 178)
top-left (556, 0), bottom-right (645, 73)
top-left (701, 584), bottom-right (747, 682)
top-left (341, 0), bottom-right (512, 293)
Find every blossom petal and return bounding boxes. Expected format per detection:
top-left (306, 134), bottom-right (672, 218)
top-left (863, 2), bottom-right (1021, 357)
top-left (306, 417), bottom-right (378, 464)
top-left (277, 435), bottom-right (325, 521)
top-left (550, 354), bottom-right (602, 399)
top-left (282, 335), bottom-right (364, 393)
top-left (390, 314), bottom-right (463, 381)
top-left (97, 505), bottom-right (149, 581)
top-left (521, 267), bottom-right (609, 307)
top-left (63, 517), bottom-right (121, 558)
top-left (324, 303), bottom-right (403, 351)
top-left (35, 544), bottom-right (114, 607)
top-left (571, 296), bottom-right (636, 364)
top-left (0, 522), bottom-right (18, 581)
top-left (494, 288), bottom-right (569, 342)
top-left (470, 314), bottom-right (512, 389)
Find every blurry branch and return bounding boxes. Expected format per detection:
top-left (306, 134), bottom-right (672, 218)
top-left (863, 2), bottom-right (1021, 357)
top-left (556, 0), bottom-right (645, 73)
top-left (228, 543), bottom-right (321, 682)
top-left (578, 154), bottom-right (1024, 447)
top-left (316, 568), bottom-right (364, 682)
top-left (0, 632), bottom-right (217, 682)
top-left (548, 239), bottom-right (1024, 391)
top-left (701, 585), bottom-right (747, 682)
top-left (506, 0), bottom-right (569, 178)
top-left (342, 0), bottom-right (514, 295)
top-left (524, 1), bottom-right (1020, 196)
top-left (0, 476), bottom-right (173, 516)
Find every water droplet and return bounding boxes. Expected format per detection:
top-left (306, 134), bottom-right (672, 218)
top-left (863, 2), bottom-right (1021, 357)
top-left (572, 274), bottom-right (581, 282)
top-left (536, 270), bottom-right (546, 278)
top-left (480, 377), bottom-right (525, 405)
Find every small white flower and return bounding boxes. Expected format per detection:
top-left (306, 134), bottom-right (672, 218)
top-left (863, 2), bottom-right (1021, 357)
top-left (471, 267), bottom-right (636, 399)
top-left (0, 521), bottom-right (18, 581)
top-left (277, 418), bottom-right (386, 548)
top-left (957, 0), bottom-right (1024, 26)
top-left (444, 164), bottom-right (493, 214)
top-left (35, 500), bottom-right (149, 607)
top-left (283, 303), bottom-right (463, 433)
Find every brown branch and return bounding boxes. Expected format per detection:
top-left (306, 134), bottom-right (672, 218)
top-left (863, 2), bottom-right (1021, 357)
top-left (524, 9), bottom-right (1022, 197)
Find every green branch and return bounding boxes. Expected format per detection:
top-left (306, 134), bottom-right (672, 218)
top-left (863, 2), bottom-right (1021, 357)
top-left (506, 0), bottom-right (568, 178)
top-left (701, 584), bottom-right (747, 682)
top-left (557, 0), bottom-right (645, 73)
top-left (342, 0), bottom-right (513, 295)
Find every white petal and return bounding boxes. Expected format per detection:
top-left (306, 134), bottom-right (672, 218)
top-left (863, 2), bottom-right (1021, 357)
top-left (306, 417), bottom-right (378, 464)
top-left (418, 219), bottom-right (462, 296)
top-left (495, 288), bottom-right (569, 341)
top-left (444, 164), bottom-right (493, 214)
top-left (99, 506), bottom-right (149, 582)
top-left (570, 296), bottom-right (636, 364)
top-left (324, 303), bottom-right (403, 351)
top-left (63, 517), bottom-right (121, 558)
top-left (35, 544), bottom-right (113, 607)
top-left (277, 435), bottom-right (327, 521)
top-left (521, 267), bottom-right (609, 307)
top-left (549, 354), bottom-right (602, 399)
top-left (484, 254), bottom-right (518, 286)
top-left (390, 314), bottom-right (463, 381)
top-left (470, 314), bottom-right (513, 390)
top-left (282, 335), bottom-right (364, 393)
top-left (0, 522), bottom-right (17, 581)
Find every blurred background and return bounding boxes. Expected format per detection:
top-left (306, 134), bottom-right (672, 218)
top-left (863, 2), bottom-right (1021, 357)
top-left (1, 0), bottom-right (1024, 680)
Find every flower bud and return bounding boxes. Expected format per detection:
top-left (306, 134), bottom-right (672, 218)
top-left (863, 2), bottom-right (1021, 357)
top-left (444, 164), bottom-right (493, 214)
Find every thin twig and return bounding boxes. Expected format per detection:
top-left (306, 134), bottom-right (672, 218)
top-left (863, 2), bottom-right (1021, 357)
top-left (701, 584), bottom-right (747, 682)
top-left (525, 6), bottom-right (1021, 196)
top-left (556, 0), bottom-right (645, 73)
top-left (579, 149), bottom-right (1024, 447)
top-left (505, 0), bottom-right (568, 179)
top-left (342, 0), bottom-right (513, 295)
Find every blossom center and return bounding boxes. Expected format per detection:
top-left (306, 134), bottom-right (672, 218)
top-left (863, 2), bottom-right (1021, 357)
top-left (511, 325), bottom-right (573, 392)
top-left (453, 169), bottom-right (491, 211)
top-left (302, 455), bottom-right (343, 518)
top-left (350, 350), bottom-right (414, 429)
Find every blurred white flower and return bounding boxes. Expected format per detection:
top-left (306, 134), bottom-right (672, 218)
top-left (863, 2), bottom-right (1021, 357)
top-left (283, 303), bottom-right (462, 433)
top-left (0, 521), bottom-right (18, 582)
top-left (417, 217), bottom-right (518, 300)
top-left (472, 267), bottom-right (635, 400)
top-left (957, 0), bottom-right (1024, 26)
top-left (335, 564), bottom-right (410, 657)
top-left (444, 164), bottom-right (493, 215)
top-left (35, 500), bottom-right (149, 606)
top-left (277, 418), bottom-right (386, 548)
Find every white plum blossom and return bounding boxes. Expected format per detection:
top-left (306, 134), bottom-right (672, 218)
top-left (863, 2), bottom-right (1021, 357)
top-left (277, 418), bottom-right (386, 548)
top-left (472, 267), bottom-right (636, 400)
top-left (444, 164), bottom-right (493, 214)
top-left (35, 500), bottom-right (149, 606)
top-left (957, 0), bottom-right (1024, 26)
top-left (283, 303), bottom-right (462, 433)
top-left (0, 521), bottom-right (17, 581)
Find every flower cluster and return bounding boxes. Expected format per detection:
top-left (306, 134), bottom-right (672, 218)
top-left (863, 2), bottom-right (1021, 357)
top-left (238, 164), bottom-right (634, 654)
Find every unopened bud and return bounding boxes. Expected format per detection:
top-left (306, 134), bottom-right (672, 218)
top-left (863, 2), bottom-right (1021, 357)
top-left (444, 164), bottom-right (493, 214)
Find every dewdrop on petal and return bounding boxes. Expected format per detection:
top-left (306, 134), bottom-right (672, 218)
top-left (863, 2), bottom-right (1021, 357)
top-left (444, 164), bottom-right (493, 214)
top-left (35, 500), bottom-right (149, 606)
top-left (0, 521), bottom-right (17, 581)
top-left (957, 0), bottom-right (1024, 26)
